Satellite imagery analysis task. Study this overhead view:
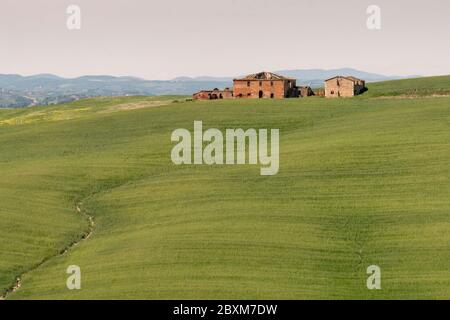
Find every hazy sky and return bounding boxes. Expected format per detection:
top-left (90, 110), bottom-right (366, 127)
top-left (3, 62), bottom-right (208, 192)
top-left (1, 0), bottom-right (449, 79)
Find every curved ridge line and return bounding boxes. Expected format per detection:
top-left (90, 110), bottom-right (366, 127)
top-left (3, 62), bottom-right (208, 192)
top-left (0, 199), bottom-right (95, 300)
top-left (1, 173), bottom-right (157, 300)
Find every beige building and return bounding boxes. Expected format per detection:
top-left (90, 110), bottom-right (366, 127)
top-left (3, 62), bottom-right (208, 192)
top-left (324, 76), bottom-right (366, 98)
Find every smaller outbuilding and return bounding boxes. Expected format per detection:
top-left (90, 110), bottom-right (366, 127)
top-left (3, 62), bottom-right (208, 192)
top-left (324, 76), bottom-right (366, 98)
top-left (193, 88), bottom-right (234, 100)
top-left (298, 86), bottom-right (315, 97)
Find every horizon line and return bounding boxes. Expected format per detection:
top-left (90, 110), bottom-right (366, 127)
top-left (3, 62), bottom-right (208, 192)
top-left (0, 68), bottom-right (433, 82)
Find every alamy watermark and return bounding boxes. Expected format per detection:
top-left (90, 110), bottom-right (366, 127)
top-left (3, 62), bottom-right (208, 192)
top-left (66, 5), bottom-right (81, 30)
top-left (171, 121), bottom-right (279, 176)
top-left (66, 265), bottom-right (81, 290)
top-left (367, 5), bottom-right (381, 30)
top-left (366, 265), bottom-right (381, 290)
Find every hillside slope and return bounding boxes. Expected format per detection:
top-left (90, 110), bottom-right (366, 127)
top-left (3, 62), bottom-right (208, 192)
top-left (365, 75), bottom-right (450, 97)
top-left (1, 77), bottom-right (450, 299)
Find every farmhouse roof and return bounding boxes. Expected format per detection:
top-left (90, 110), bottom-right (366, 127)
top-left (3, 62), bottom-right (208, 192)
top-left (235, 71), bottom-right (295, 81)
top-left (324, 76), bottom-right (364, 83)
top-left (346, 76), bottom-right (365, 83)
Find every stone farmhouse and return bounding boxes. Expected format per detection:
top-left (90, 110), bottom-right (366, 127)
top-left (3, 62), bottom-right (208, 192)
top-left (324, 76), bottom-right (366, 98)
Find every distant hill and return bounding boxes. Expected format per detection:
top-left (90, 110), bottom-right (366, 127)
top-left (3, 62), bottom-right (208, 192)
top-left (277, 68), bottom-right (417, 81)
top-left (0, 74), bottom-right (230, 108)
top-left (174, 68), bottom-right (419, 87)
top-left (276, 68), bottom-right (420, 87)
top-left (0, 69), bottom-right (420, 108)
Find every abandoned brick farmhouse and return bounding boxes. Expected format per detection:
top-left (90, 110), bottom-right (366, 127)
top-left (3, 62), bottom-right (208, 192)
top-left (233, 72), bottom-right (298, 99)
top-left (193, 71), bottom-right (366, 100)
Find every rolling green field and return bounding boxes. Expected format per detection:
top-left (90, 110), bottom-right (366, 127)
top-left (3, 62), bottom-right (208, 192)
top-left (1, 77), bottom-right (450, 299)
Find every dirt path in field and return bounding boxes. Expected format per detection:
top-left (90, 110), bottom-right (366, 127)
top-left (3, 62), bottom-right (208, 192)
top-left (0, 200), bottom-right (95, 300)
top-left (0, 175), bottom-right (149, 300)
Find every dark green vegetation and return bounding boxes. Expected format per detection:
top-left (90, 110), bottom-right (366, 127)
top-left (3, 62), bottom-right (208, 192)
top-left (1, 77), bottom-right (450, 299)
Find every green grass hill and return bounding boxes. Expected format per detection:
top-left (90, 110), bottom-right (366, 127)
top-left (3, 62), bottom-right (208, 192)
top-left (1, 77), bottom-right (450, 299)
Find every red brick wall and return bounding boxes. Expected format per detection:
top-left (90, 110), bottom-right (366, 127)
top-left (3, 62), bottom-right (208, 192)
top-left (193, 90), bottom-right (234, 100)
top-left (234, 80), bottom-right (296, 99)
top-left (193, 92), bottom-right (211, 100)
